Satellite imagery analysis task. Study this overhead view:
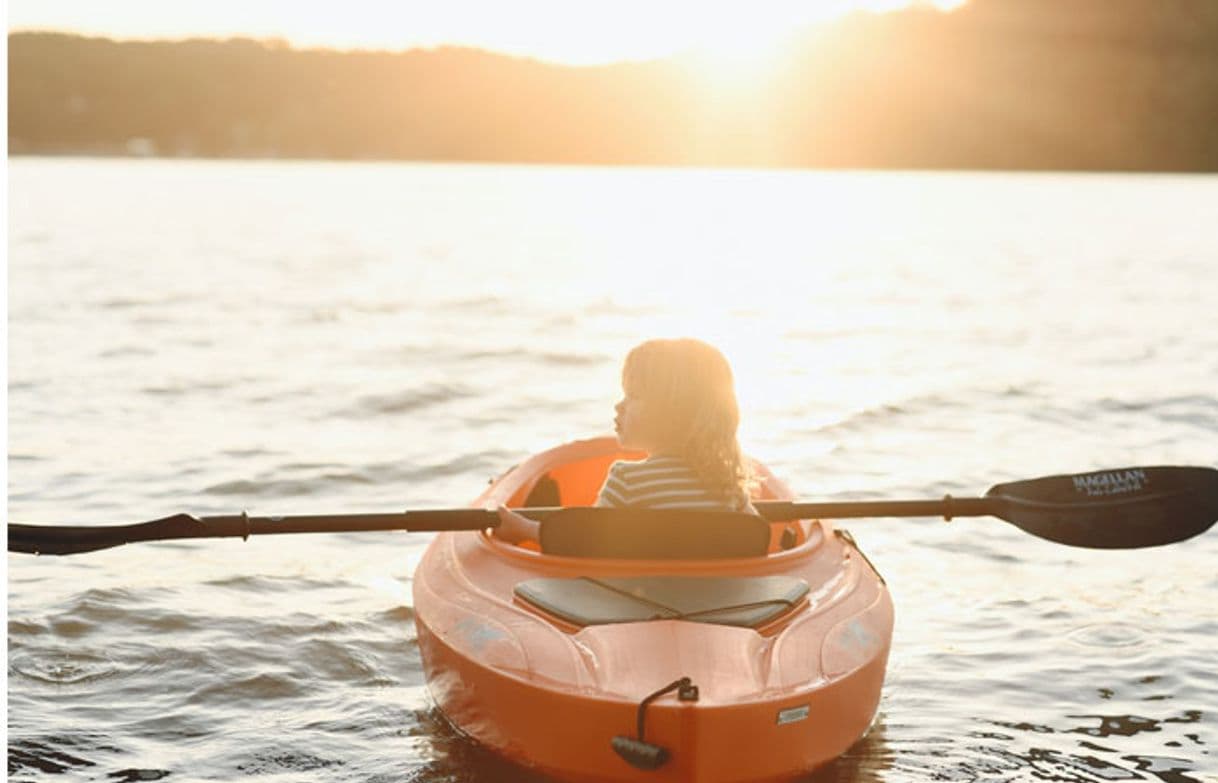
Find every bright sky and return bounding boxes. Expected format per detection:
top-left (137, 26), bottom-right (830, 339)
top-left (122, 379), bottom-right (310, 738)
top-left (8, 0), bottom-right (965, 65)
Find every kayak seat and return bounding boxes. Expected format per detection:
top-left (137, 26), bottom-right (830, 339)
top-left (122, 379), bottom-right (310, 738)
top-left (523, 473), bottom-right (562, 506)
top-left (514, 575), bottom-right (810, 629)
top-left (539, 508), bottom-right (771, 559)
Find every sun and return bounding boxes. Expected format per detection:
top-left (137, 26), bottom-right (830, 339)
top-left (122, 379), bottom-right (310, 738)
top-left (689, 33), bottom-right (791, 89)
top-left (681, 13), bottom-right (802, 89)
top-left (679, 0), bottom-right (967, 87)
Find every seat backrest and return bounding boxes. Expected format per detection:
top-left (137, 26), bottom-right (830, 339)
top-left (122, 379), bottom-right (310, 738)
top-left (539, 507), bottom-right (771, 559)
top-left (522, 473), bottom-right (562, 507)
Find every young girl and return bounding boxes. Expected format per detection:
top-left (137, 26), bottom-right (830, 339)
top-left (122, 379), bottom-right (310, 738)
top-left (494, 337), bottom-right (756, 543)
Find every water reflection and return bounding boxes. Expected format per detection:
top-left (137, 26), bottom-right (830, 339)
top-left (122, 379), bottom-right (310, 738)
top-left (7, 735), bottom-right (117, 777)
top-left (807, 715), bottom-right (894, 782)
top-left (885, 711), bottom-right (1209, 783)
top-left (408, 707), bottom-right (564, 783)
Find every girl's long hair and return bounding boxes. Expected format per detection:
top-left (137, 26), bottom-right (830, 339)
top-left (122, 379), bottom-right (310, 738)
top-left (622, 338), bottom-right (753, 509)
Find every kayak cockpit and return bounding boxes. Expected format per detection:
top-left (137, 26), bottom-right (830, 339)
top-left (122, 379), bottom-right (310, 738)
top-left (496, 436), bottom-right (813, 556)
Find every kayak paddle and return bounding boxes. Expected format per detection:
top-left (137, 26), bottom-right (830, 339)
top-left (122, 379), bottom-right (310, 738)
top-left (8, 465), bottom-right (1216, 556)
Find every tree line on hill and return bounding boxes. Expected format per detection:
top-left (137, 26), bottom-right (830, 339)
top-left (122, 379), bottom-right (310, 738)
top-left (9, 0), bottom-right (1218, 171)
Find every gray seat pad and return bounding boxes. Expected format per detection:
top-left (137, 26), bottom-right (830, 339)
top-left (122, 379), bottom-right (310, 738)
top-left (514, 575), bottom-right (810, 628)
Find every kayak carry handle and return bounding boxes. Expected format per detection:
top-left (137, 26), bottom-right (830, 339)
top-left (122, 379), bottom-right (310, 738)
top-left (611, 676), bottom-right (699, 771)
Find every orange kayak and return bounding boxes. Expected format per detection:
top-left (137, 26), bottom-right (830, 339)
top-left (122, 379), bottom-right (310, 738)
top-left (412, 437), bottom-right (893, 782)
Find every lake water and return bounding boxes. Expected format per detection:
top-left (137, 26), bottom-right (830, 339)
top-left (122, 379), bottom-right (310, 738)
top-left (6, 157), bottom-right (1218, 782)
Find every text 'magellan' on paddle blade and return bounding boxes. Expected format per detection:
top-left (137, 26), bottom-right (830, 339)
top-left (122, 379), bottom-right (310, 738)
top-left (987, 466), bottom-right (1218, 549)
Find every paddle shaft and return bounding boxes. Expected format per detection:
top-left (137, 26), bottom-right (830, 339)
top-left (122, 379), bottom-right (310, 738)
top-left (8, 498), bottom-right (995, 554)
top-left (86, 498), bottom-right (1000, 536)
top-left (759, 497), bottom-right (996, 521)
top-left (396, 498), bottom-right (997, 527)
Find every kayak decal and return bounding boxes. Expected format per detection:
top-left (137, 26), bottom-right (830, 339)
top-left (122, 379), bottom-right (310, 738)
top-left (840, 618), bottom-right (879, 652)
top-left (777, 705), bottom-right (810, 726)
top-left (452, 616), bottom-right (510, 653)
top-left (1072, 469), bottom-right (1148, 497)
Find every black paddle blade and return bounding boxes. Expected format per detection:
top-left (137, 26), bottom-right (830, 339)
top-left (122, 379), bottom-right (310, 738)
top-left (7, 514), bottom-right (207, 556)
top-left (987, 466), bottom-right (1218, 549)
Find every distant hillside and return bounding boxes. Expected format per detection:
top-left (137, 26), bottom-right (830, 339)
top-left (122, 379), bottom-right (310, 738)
top-left (9, 0), bottom-right (1218, 171)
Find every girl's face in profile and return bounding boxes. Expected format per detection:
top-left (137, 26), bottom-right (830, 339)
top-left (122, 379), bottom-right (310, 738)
top-left (613, 386), bottom-right (663, 452)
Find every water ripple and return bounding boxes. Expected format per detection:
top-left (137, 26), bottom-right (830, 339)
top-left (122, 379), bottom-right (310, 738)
top-left (452, 347), bottom-right (610, 366)
top-left (344, 383), bottom-right (477, 417)
top-left (1068, 623), bottom-right (1151, 650)
top-left (189, 672), bottom-right (305, 704)
top-left (201, 453), bottom-right (509, 499)
top-left (107, 769), bottom-right (172, 782)
top-left (9, 648), bottom-right (124, 686)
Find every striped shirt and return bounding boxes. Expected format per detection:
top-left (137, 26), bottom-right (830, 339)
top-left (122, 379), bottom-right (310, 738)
top-left (595, 456), bottom-right (741, 511)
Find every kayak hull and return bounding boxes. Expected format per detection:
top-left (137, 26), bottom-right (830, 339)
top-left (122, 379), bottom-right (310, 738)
top-left (412, 437), bottom-right (894, 782)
